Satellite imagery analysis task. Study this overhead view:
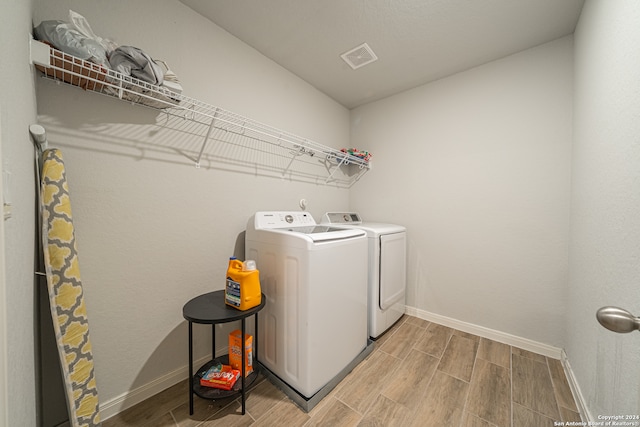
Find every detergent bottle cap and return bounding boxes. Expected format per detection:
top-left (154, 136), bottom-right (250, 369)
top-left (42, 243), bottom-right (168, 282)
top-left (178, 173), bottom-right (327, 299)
top-left (243, 260), bottom-right (257, 271)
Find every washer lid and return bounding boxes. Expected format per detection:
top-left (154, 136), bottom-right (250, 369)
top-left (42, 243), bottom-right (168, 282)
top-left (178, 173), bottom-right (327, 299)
top-left (276, 225), bottom-right (365, 242)
top-left (321, 212), bottom-right (406, 236)
top-left (249, 211), bottom-right (366, 241)
top-left (352, 223), bottom-right (406, 235)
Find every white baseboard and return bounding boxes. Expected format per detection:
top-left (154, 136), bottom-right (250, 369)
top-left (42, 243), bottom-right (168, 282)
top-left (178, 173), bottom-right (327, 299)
top-left (560, 349), bottom-right (592, 423)
top-left (98, 354), bottom-right (210, 421)
top-left (405, 306), bottom-right (563, 359)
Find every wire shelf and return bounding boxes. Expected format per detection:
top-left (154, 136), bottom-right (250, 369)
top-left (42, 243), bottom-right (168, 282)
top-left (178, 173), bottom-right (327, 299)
top-left (29, 39), bottom-right (370, 186)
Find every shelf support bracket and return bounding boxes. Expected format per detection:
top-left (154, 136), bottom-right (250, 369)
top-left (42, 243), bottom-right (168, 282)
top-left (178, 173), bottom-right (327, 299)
top-left (281, 151), bottom-right (299, 178)
top-left (325, 155), bottom-right (348, 183)
top-left (29, 38), bottom-right (50, 66)
top-left (192, 108), bottom-right (221, 168)
top-left (195, 116), bottom-right (219, 168)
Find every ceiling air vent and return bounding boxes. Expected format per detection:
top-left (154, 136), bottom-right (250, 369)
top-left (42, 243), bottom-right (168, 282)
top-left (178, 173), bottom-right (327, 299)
top-left (340, 42), bottom-right (378, 70)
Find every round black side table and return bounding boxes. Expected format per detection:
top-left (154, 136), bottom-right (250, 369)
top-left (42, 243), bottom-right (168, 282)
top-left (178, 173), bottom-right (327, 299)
top-left (183, 290), bottom-right (266, 415)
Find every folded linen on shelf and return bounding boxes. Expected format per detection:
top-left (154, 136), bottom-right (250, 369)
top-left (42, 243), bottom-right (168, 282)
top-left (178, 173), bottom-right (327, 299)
top-left (109, 46), bottom-right (165, 86)
top-left (34, 10), bottom-right (183, 108)
top-left (106, 46), bottom-right (183, 108)
top-left (34, 20), bottom-right (109, 66)
top-left (155, 60), bottom-right (183, 95)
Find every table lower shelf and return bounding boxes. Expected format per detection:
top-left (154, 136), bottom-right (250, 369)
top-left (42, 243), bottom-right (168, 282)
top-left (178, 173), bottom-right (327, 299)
top-left (192, 355), bottom-right (259, 400)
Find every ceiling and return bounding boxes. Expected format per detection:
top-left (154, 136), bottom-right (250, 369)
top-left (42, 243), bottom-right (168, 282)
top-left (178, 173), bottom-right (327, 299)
top-left (180, 0), bottom-right (585, 109)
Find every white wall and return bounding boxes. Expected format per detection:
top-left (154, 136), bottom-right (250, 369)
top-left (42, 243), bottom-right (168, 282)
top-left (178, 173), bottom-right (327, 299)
top-left (351, 37), bottom-right (573, 348)
top-left (0, 0), bottom-right (39, 426)
top-left (568, 0), bottom-right (640, 419)
top-left (33, 0), bottom-right (352, 416)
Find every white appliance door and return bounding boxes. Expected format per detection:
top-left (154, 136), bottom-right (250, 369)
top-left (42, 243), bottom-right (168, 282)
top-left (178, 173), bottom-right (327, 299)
top-left (379, 232), bottom-right (406, 310)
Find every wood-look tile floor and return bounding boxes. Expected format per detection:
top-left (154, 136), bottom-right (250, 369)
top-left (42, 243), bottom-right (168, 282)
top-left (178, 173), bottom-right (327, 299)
top-left (103, 315), bottom-right (582, 427)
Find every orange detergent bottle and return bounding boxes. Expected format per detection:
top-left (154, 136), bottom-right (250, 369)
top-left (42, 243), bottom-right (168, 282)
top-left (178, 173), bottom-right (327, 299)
top-left (225, 257), bottom-right (262, 311)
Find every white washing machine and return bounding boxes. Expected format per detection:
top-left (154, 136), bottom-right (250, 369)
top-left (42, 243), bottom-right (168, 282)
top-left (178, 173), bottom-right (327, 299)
top-left (322, 212), bottom-right (407, 339)
top-left (245, 212), bottom-right (371, 407)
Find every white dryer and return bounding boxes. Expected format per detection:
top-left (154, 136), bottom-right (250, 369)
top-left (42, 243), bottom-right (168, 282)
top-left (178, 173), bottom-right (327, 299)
top-left (322, 212), bottom-right (407, 339)
top-left (245, 212), bottom-right (371, 409)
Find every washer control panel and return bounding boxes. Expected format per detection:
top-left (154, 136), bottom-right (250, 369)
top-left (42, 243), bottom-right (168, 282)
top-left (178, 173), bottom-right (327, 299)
top-left (253, 211), bottom-right (316, 229)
